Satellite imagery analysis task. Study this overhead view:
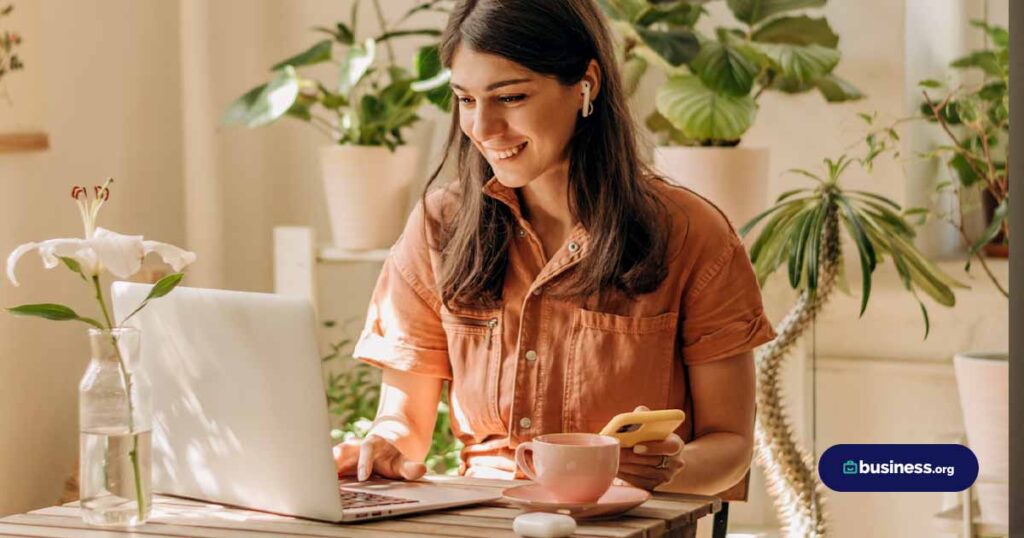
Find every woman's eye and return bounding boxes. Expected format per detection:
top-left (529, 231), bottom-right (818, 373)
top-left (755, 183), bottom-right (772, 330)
top-left (456, 96), bottom-right (474, 105)
top-left (499, 95), bottom-right (526, 104)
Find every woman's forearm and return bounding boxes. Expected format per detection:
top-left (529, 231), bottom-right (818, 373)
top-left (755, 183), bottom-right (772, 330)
top-left (656, 431), bottom-right (753, 495)
top-left (366, 367), bottom-right (443, 462)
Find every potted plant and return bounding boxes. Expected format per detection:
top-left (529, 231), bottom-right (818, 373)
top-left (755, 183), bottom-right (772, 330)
top-left (739, 143), bottom-right (965, 535)
top-left (860, 19), bottom-right (1009, 525)
top-left (599, 0), bottom-right (863, 226)
top-left (921, 19), bottom-right (1009, 526)
top-left (223, 0), bottom-right (453, 250)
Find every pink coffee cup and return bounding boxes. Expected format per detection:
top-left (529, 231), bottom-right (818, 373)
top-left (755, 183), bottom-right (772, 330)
top-left (514, 433), bottom-right (620, 503)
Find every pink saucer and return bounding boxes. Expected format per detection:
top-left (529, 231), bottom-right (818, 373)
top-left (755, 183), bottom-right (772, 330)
top-left (501, 484), bottom-right (651, 519)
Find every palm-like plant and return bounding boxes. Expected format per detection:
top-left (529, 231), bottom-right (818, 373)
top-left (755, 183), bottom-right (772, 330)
top-left (742, 155), bottom-right (967, 334)
top-left (738, 154), bottom-right (965, 536)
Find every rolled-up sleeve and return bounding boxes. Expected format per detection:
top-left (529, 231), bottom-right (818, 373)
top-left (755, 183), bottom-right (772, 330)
top-left (681, 238), bottom-right (776, 365)
top-left (352, 202), bottom-right (452, 379)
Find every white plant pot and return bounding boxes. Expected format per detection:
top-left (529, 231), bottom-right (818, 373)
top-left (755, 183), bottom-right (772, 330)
top-left (953, 352), bottom-right (1008, 525)
top-left (653, 146), bottom-right (770, 230)
top-left (319, 145), bottom-right (419, 250)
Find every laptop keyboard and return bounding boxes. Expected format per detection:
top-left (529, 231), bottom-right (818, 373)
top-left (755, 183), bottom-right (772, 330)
top-left (338, 487), bottom-right (420, 509)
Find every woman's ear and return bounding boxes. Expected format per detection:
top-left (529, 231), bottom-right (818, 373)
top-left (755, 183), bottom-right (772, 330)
top-left (581, 59), bottom-right (602, 101)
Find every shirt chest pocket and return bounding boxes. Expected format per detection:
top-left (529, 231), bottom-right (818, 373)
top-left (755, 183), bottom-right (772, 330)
top-left (440, 307), bottom-right (503, 434)
top-left (564, 309), bottom-right (679, 433)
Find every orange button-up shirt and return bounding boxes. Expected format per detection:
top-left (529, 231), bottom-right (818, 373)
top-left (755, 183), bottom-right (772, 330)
top-left (353, 177), bottom-right (776, 495)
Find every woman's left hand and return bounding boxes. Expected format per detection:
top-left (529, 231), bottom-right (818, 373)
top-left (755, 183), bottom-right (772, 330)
top-left (615, 406), bottom-right (686, 491)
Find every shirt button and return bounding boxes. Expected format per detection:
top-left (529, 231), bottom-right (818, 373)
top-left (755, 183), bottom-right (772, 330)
top-left (519, 417), bottom-right (532, 429)
top-left (517, 228), bottom-right (526, 237)
top-left (567, 241), bottom-right (580, 253)
top-left (525, 350), bottom-right (538, 362)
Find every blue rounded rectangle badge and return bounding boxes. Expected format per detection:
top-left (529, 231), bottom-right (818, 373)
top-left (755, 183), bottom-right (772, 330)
top-left (819, 444), bottom-right (978, 492)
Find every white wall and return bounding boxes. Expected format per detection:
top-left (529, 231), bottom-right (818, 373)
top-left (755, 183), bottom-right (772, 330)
top-left (0, 0), bottom-right (185, 515)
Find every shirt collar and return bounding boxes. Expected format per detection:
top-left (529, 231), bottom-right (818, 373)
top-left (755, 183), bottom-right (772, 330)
top-left (481, 176), bottom-right (591, 254)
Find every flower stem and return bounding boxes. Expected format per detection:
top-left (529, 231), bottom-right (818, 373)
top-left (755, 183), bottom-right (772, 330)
top-left (91, 276), bottom-right (146, 521)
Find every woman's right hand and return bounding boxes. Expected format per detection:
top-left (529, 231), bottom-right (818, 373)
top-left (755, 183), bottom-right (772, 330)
top-left (334, 434), bottom-right (428, 482)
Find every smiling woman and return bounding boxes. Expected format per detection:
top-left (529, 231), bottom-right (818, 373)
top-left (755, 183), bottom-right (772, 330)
top-left (334, 0), bottom-right (776, 501)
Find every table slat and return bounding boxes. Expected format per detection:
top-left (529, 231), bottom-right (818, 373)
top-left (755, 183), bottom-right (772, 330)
top-left (3, 477), bottom-right (715, 538)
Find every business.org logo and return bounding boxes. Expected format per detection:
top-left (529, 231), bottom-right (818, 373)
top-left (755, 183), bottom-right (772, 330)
top-left (820, 445), bottom-right (978, 492)
top-left (840, 458), bottom-right (953, 477)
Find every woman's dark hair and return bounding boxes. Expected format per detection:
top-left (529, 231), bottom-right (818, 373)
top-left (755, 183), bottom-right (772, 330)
top-left (424, 0), bottom-right (670, 309)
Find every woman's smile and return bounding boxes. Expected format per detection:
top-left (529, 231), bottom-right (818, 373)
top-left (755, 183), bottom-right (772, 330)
top-left (489, 141), bottom-right (528, 162)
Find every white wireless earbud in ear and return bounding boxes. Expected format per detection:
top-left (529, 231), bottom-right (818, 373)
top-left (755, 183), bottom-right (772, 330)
top-left (581, 81), bottom-right (594, 118)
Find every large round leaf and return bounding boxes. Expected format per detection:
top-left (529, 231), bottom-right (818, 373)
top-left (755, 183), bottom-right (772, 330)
top-left (635, 26), bottom-right (700, 67)
top-left (656, 74), bottom-right (757, 143)
top-left (752, 42), bottom-right (839, 85)
top-left (726, 0), bottom-right (826, 25)
top-left (814, 73), bottom-right (864, 102)
top-left (751, 16), bottom-right (838, 47)
top-left (690, 40), bottom-right (761, 97)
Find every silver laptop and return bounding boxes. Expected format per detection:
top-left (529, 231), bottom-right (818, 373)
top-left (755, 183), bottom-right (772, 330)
top-left (110, 282), bottom-right (499, 522)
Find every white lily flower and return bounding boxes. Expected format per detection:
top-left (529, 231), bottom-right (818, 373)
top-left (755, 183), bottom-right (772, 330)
top-left (5, 179), bottom-right (196, 287)
top-left (6, 227), bottom-right (197, 287)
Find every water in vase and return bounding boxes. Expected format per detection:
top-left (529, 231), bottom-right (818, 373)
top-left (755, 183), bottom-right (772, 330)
top-left (79, 428), bottom-right (152, 526)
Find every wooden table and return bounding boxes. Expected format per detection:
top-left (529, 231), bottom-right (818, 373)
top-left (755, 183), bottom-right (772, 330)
top-left (0, 477), bottom-right (720, 538)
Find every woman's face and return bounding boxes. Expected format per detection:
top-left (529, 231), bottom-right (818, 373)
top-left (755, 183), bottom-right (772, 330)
top-left (450, 45), bottom-right (582, 189)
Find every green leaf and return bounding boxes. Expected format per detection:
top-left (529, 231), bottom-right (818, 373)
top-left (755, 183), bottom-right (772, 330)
top-left (225, 67), bottom-right (301, 128)
top-left (751, 15), bottom-right (838, 47)
top-left (951, 50), bottom-right (1001, 77)
top-left (58, 256), bottom-right (87, 281)
top-left (375, 29), bottom-right (442, 42)
top-left (222, 83), bottom-right (268, 126)
top-left (338, 39), bottom-right (377, 95)
top-left (411, 45), bottom-right (452, 111)
top-left (848, 190), bottom-right (901, 211)
top-left (948, 153), bottom-right (982, 187)
top-left (645, 110), bottom-right (692, 146)
top-left (969, 20), bottom-right (1008, 48)
top-left (787, 207), bottom-right (817, 288)
top-left (805, 204), bottom-right (828, 292)
top-left (978, 81), bottom-right (1006, 102)
top-left (752, 42), bottom-right (840, 85)
top-left (690, 40), bottom-right (761, 97)
top-left (968, 198), bottom-right (1008, 256)
top-left (271, 40), bottom-right (333, 71)
top-left (918, 79), bottom-right (943, 89)
top-left (120, 273), bottom-right (186, 324)
top-left (739, 197), bottom-right (805, 237)
top-left (597, 0), bottom-right (649, 22)
top-left (146, 273), bottom-right (185, 301)
top-left (414, 44), bottom-right (443, 80)
top-left (814, 73), bottom-right (863, 102)
top-left (726, 0), bottom-right (825, 25)
top-left (918, 301), bottom-right (931, 339)
top-left (635, 26), bottom-right (700, 67)
top-left (836, 195), bottom-right (877, 316)
top-left (635, 1), bottom-right (704, 26)
top-left (656, 74), bottom-right (757, 144)
top-left (7, 304), bottom-right (105, 328)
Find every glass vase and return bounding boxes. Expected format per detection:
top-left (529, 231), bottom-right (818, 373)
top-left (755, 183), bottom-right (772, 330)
top-left (79, 327), bottom-right (152, 526)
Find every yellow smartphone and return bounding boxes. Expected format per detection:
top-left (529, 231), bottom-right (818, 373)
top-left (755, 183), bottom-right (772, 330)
top-left (599, 409), bottom-right (686, 448)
